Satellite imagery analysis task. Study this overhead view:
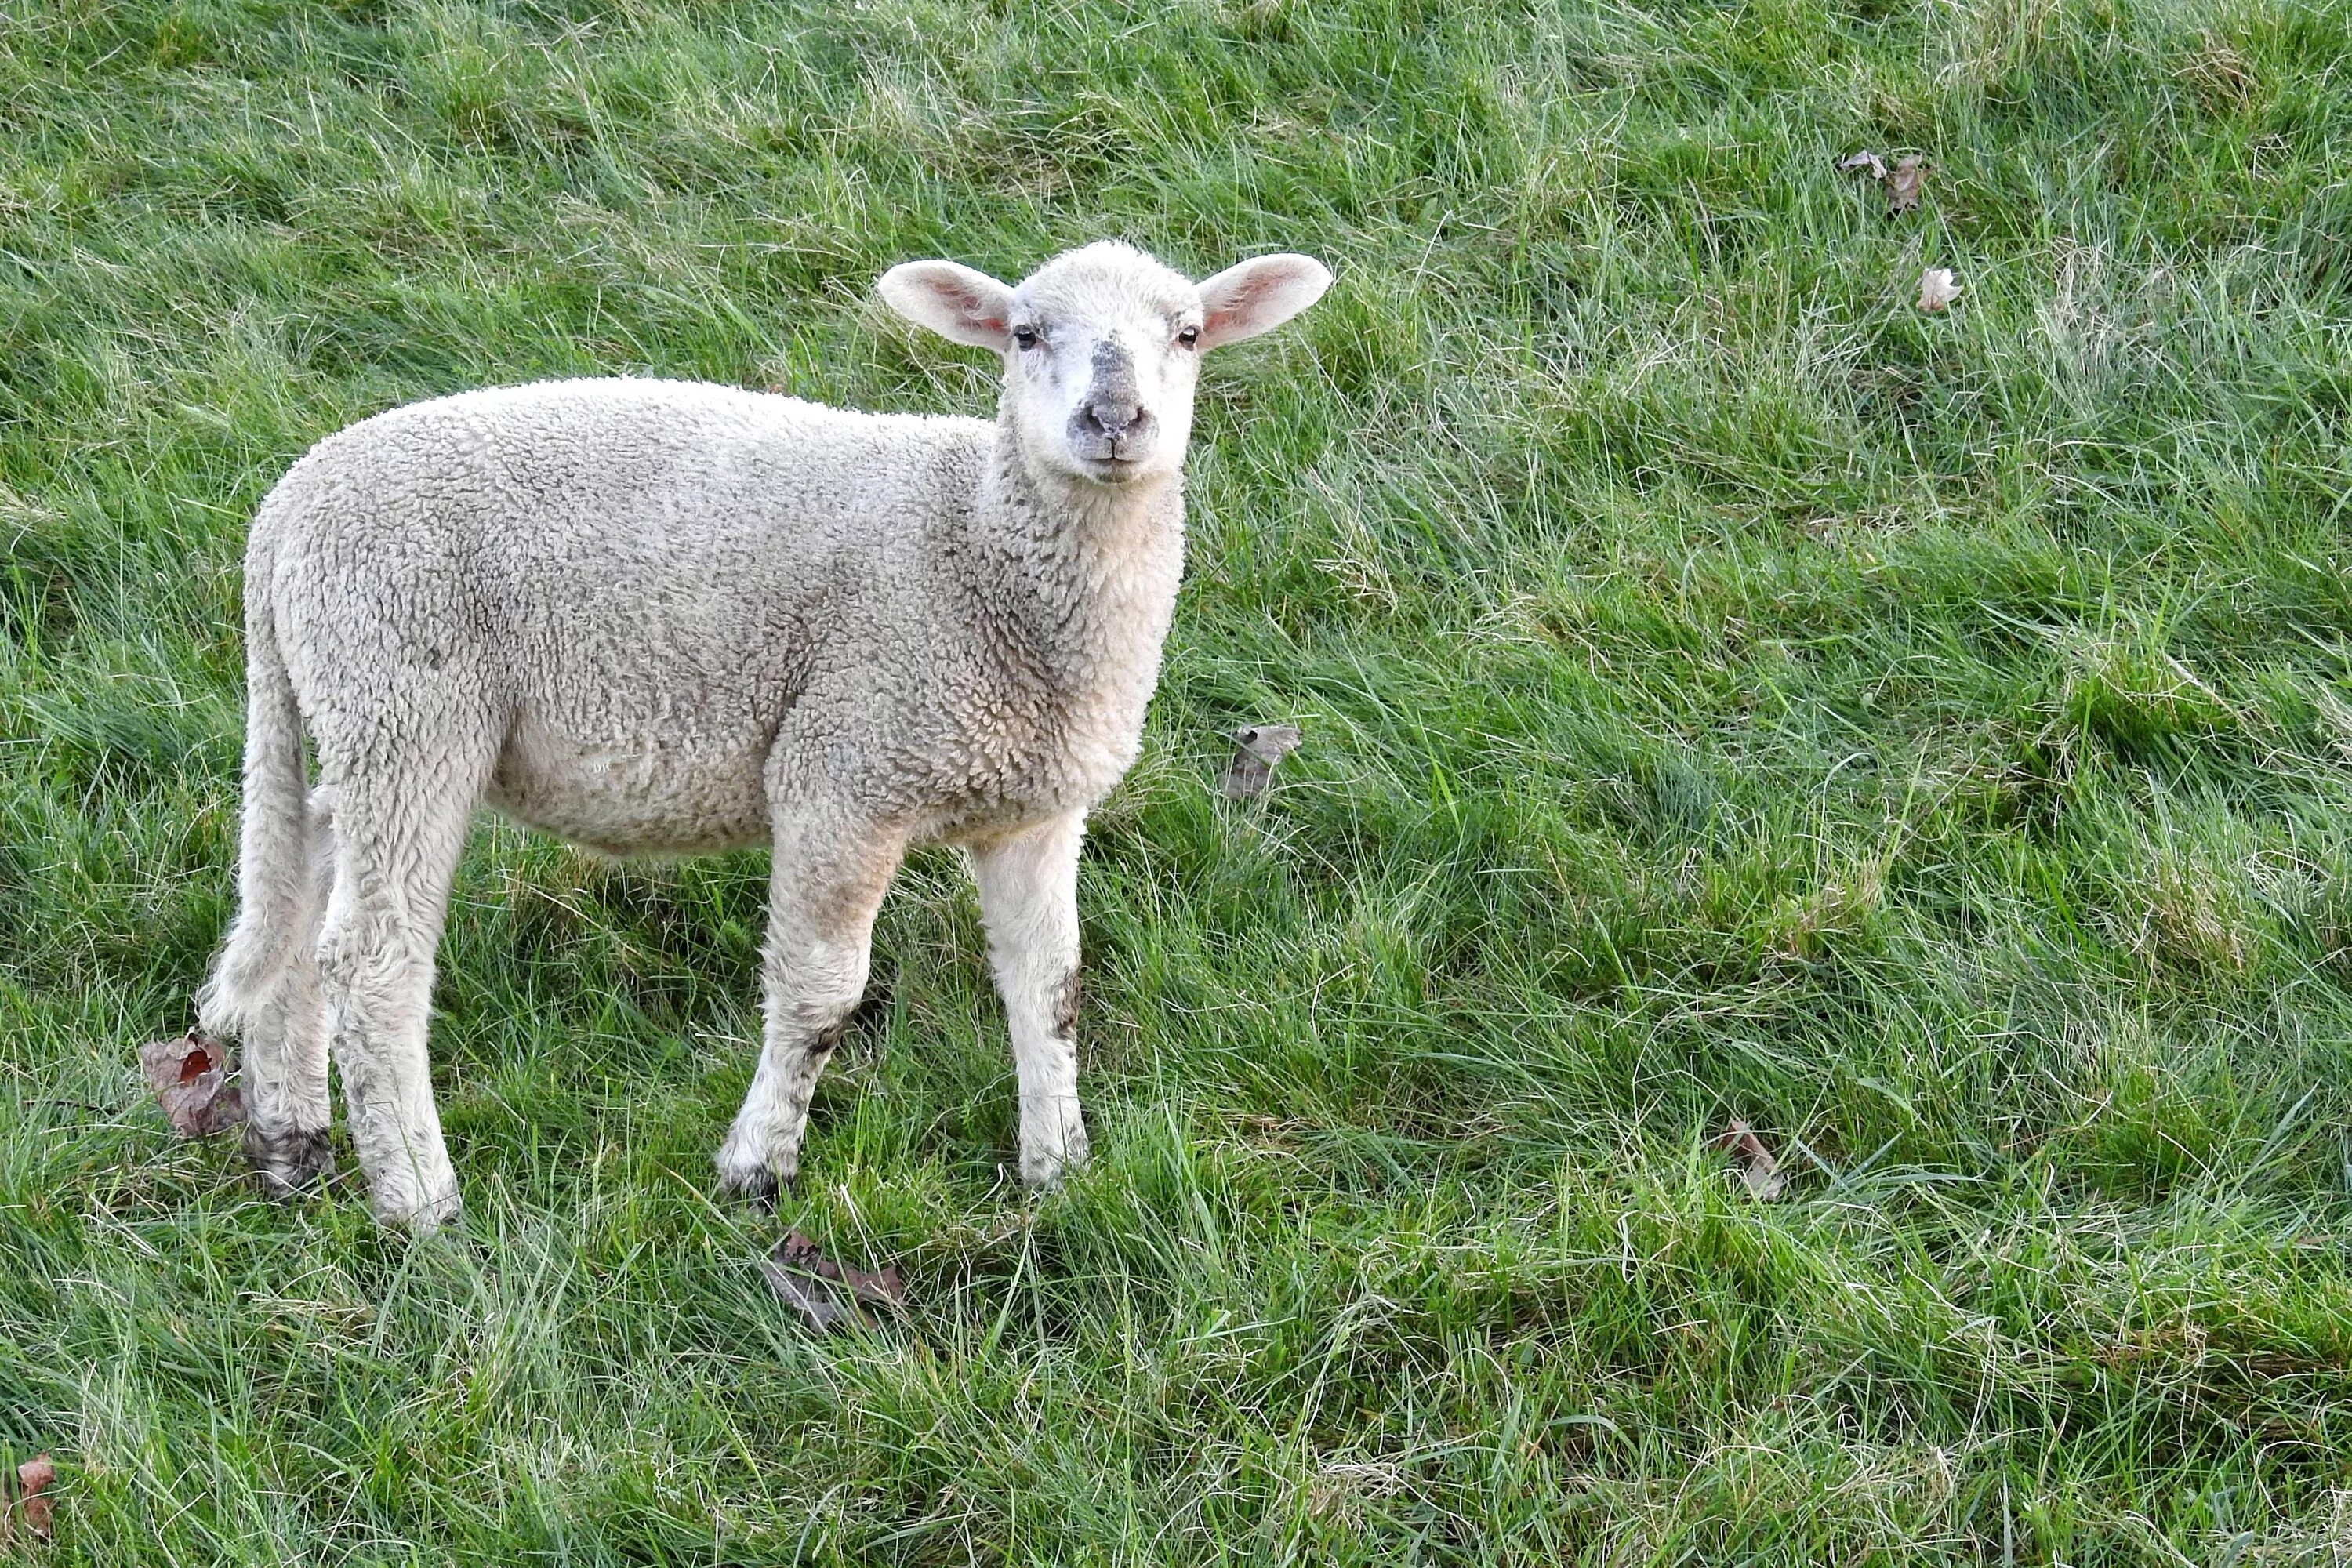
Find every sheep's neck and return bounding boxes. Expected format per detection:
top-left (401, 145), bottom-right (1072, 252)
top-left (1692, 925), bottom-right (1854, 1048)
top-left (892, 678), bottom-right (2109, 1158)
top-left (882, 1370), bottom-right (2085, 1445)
top-left (970, 424), bottom-right (1187, 731)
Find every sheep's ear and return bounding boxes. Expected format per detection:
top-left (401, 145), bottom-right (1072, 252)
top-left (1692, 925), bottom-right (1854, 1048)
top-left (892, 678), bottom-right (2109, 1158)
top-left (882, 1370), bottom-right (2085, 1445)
top-left (878, 260), bottom-right (1016, 351)
top-left (1195, 254), bottom-right (1333, 350)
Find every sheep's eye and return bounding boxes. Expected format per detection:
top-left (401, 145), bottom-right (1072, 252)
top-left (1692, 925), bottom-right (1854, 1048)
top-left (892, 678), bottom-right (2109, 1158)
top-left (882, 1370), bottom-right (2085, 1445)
top-left (1011, 325), bottom-right (1040, 350)
top-left (1178, 325), bottom-right (1200, 349)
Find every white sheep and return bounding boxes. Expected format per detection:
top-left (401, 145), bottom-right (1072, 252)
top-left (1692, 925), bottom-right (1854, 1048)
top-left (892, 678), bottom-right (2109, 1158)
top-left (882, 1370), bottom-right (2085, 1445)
top-left (195, 241), bottom-right (1332, 1229)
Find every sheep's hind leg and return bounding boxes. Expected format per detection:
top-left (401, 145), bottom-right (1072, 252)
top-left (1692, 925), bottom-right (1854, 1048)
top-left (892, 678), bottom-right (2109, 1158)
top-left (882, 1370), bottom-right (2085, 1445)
top-left (716, 808), bottom-right (908, 1202)
top-left (234, 789), bottom-right (339, 1195)
top-left (970, 813), bottom-right (1090, 1186)
top-left (314, 739), bottom-right (488, 1232)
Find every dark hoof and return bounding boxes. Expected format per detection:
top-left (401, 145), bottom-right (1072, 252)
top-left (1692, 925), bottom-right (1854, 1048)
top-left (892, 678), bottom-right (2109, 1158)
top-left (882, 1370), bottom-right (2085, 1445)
top-left (244, 1123), bottom-right (334, 1197)
top-left (719, 1167), bottom-right (788, 1209)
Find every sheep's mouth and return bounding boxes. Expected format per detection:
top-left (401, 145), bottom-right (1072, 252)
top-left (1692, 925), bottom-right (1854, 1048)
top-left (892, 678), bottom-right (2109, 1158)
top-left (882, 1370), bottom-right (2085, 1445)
top-left (1073, 451), bottom-right (1152, 484)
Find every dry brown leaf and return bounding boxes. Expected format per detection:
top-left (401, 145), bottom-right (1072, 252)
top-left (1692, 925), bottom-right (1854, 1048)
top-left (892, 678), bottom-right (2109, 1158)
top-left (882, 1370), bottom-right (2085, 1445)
top-left (1221, 724), bottom-right (1303, 798)
top-left (777, 1231), bottom-right (906, 1308)
top-left (1713, 1120), bottom-right (1788, 1200)
top-left (1838, 151), bottom-right (1926, 216)
top-left (763, 1260), bottom-right (857, 1332)
top-left (763, 1232), bottom-right (906, 1332)
top-left (1836, 150), bottom-right (1887, 182)
top-left (2, 1453), bottom-right (55, 1541)
top-left (1917, 267), bottom-right (1963, 312)
top-left (1884, 155), bottom-right (1925, 215)
top-left (138, 1031), bottom-right (244, 1138)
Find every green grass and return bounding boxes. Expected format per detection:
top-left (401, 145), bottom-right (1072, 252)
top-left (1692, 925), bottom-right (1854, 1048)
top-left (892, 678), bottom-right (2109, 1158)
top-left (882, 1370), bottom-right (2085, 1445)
top-left (6, 0), bottom-right (2352, 1559)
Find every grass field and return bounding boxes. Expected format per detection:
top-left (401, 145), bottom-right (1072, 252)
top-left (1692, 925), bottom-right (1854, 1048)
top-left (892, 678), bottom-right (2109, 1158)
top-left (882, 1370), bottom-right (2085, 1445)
top-left (7, 0), bottom-right (2352, 1559)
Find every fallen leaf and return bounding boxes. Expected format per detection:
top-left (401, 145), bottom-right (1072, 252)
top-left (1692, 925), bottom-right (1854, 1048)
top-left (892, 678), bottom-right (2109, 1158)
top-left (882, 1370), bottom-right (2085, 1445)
top-left (762, 1258), bottom-right (858, 1332)
top-left (1221, 724), bottom-right (1303, 798)
top-left (1838, 151), bottom-right (1926, 216)
top-left (138, 1031), bottom-right (244, 1138)
top-left (1884, 155), bottom-right (1925, 215)
top-left (1713, 1120), bottom-right (1788, 1200)
top-left (775, 1231), bottom-right (906, 1309)
top-left (1916, 267), bottom-right (1963, 312)
top-left (2, 1453), bottom-right (54, 1541)
top-left (762, 1232), bottom-right (906, 1332)
top-left (1836, 149), bottom-right (1887, 182)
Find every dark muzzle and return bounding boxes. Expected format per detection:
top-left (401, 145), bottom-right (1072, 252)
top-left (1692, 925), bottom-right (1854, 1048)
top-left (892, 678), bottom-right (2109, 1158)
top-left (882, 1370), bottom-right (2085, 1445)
top-left (1068, 341), bottom-right (1153, 462)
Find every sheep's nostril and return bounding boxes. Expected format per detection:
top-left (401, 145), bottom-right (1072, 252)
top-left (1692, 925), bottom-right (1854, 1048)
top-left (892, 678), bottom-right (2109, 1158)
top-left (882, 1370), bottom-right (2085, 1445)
top-left (1070, 396), bottom-right (1150, 463)
top-left (1090, 402), bottom-right (1143, 438)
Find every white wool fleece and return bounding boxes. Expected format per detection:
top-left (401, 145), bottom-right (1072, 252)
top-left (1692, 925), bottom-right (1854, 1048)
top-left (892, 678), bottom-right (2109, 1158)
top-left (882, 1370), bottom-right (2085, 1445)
top-left (198, 241), bottom-right (1332, 1229)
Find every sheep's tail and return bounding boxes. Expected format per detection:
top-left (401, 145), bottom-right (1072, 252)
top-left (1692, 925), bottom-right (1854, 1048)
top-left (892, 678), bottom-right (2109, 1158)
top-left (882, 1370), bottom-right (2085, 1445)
top-left (196, 552), bottom-right (329, 1037)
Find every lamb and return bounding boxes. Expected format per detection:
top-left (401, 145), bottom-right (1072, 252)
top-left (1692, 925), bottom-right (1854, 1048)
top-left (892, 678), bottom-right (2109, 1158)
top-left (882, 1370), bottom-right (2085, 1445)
top-left (193, 241), bottom-right (1332, 1229)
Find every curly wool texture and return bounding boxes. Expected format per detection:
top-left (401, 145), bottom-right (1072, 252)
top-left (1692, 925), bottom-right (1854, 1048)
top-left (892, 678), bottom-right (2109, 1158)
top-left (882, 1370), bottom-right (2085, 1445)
top-left (199, 241), bottom-right (1331, 1228)
top-left (260, 378), bottom-right (1184, 855)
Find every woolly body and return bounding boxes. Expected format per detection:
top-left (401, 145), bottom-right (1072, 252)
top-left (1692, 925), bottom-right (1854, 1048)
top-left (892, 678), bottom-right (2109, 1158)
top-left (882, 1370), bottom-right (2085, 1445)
top-left (197, 242), bottom-right (1331, 1228)
top-left (263, 379), bottom-right (1182, 857)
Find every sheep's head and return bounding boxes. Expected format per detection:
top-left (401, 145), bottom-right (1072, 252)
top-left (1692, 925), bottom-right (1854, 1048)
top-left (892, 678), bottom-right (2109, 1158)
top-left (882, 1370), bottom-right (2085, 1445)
top-left (879, 241), bottom-right (1332, 488)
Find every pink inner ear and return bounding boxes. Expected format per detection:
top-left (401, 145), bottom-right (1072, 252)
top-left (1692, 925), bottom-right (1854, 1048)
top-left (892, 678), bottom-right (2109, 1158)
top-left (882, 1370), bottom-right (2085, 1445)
top-left (949, 284), bottom-right (1004, 332)
top-left (1206, 274), bottom-right (1275, 334)
top-left (931, 278), bottom-right (1007, 333)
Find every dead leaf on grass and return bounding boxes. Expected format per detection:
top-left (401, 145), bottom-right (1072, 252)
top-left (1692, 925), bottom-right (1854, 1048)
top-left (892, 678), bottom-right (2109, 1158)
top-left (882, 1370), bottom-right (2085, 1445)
top-left (1835, 149), bottom-right (1887, 182)
top-left (138, 1031), bottom-right (244, 1138)
top-left (762, 1232), bottom-right (905, 1333)
top-left (763, 1261), bottom-right (858, 1333)
top-left (1713, 1120), bottom-right (1788, 1200)
top-left (1221, 724), bottom-right (1303, 798)
top-left (2, 1453), bottom-right (55, 1542)
top-left (1884, 155), bottom-right (1926, 215)
top-left (779, 1232), bottom-right (906, 1308)
top-left (1838, 151), bottom-right (1926, 216)
top-left (1917, 267), bottom-right (1963, 312)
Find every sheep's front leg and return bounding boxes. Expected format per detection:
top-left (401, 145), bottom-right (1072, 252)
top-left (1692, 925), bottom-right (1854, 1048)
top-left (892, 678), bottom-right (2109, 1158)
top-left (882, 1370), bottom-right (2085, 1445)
top-left (716, 810), bottom-right (908, 1201)
top-left (970, 812), bottom-right (1090, 1185)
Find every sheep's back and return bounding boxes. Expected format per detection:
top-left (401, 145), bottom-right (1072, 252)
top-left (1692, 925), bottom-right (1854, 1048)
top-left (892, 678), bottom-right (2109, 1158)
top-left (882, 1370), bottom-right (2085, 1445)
top-left (252, 377), bottom-right (993, 853)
